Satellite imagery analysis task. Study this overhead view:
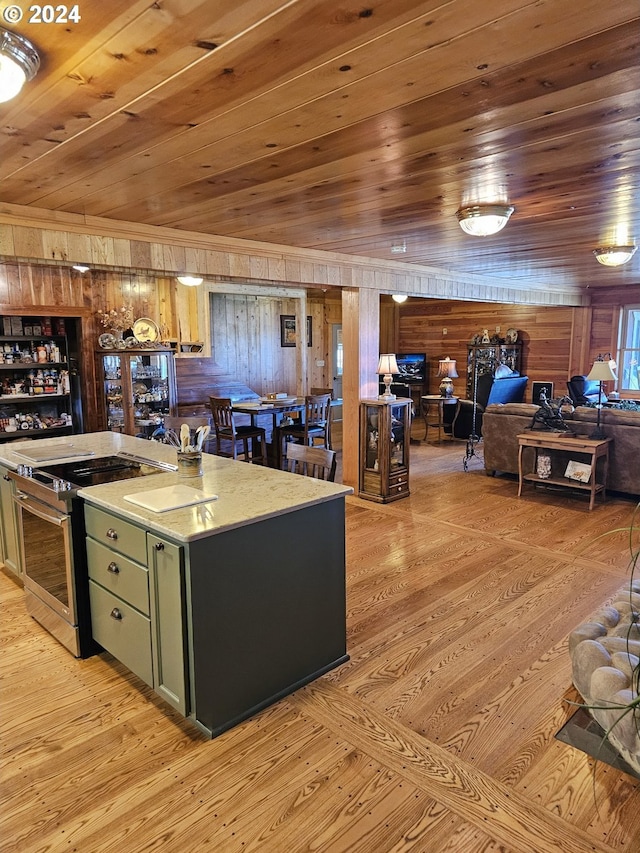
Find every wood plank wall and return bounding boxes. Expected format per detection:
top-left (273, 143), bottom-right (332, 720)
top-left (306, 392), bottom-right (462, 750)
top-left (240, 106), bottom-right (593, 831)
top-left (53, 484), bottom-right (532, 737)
top-left (210, 293), bottom-right (328, 396)
top-left (395, 296), bottom-right (639, 403)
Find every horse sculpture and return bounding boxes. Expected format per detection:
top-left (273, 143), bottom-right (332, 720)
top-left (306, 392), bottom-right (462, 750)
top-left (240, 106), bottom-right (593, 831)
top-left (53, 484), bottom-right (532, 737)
top-left (529, 391), bottom-right (575, 431)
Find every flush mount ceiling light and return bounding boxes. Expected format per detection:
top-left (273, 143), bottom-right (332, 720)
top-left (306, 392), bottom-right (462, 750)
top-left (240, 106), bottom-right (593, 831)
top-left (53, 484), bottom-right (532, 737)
top-left (0, 28), bottom-right (40, 103)
top-left (177, 275), bottom-right (203, 287)
top-left (72, 264), bottom-right (90, 273)
top-left (392, 294), bottom-right (408, 303)
top-left (456, 203), bottom-right (515, 237)
top-left (593, 245), bottom-right (637, 267)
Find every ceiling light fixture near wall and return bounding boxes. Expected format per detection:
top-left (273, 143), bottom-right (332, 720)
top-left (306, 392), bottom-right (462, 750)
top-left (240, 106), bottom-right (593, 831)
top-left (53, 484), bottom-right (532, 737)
top-left (390, 241), bottom-right (407, 254)
top-left (392, 294), bottom-right (408, 303)
top-left (177, 275), bottom-right (204, 287)
top-left (0, 28), bottom-right (40, 103)
top-left (72, 264), bottom-right (90, 273)
top-left (593, 246), bottom-right (637, 267)
top-left (456, 204), bottom-right (515, 237)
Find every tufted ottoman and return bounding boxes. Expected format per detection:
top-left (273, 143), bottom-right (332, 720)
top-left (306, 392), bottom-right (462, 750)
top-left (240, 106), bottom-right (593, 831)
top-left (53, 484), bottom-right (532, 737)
top-left (569, 580), bottom-right (640, 775)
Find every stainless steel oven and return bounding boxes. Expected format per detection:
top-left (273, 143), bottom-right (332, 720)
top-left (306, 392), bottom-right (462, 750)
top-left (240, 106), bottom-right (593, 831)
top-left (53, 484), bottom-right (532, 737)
top-left (10, 452), bottom-right (175, 657)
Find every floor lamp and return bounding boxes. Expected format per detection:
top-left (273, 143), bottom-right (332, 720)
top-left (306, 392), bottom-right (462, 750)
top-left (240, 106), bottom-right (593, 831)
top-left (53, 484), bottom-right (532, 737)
top-left (463, 356), bottom-right (484, 471)
top-left (586, 354), bottom-right (616, 440)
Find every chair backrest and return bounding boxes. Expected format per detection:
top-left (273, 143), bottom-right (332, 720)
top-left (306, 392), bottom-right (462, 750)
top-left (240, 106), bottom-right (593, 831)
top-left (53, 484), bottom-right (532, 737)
top-left (209, 396), bottom-right (235, 435)
top-left (310, 387), bottom-right (334, 400)
top-left (283, 442), bottom-right (337, 481)
top-left (305, 393), bottom-right (332, 428)
top-left (567, 375), bottom-right (600, 406)
top-left (157, 415), bottom-right (211, 447)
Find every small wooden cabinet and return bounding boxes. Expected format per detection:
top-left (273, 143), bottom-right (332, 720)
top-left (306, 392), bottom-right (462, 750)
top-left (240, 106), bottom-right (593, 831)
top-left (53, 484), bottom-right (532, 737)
top-left (85, 505), bottom-right (188, 714)
top-left (96, 349), bottom-right (176, 436)
top-left (359, 398), bottom-right (411, 502)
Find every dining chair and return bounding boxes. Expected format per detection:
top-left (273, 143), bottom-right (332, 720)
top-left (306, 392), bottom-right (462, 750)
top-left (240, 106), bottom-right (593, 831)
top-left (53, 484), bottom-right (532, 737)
top-left (277, 393), bottom-right (332, 459)
top-left (282, 442), bottom-right (337, 482)
top-left (310, 387), bottom-right (334, 448)
top-left (209, 396), bottom-right (267, 464)
top-left (161, 415), bottom-right (213, 452)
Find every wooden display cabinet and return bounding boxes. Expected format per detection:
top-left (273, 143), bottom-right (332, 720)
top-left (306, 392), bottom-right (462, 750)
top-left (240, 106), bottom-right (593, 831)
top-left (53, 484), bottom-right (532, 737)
top-left (96, 349), bottom-right (176, 437)
top-left (359, 398), bottom-right (411, 503)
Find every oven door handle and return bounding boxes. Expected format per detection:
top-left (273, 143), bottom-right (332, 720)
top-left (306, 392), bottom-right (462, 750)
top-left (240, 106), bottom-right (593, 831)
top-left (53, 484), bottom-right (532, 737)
top-left (14, 492), bottom-right (68, 526)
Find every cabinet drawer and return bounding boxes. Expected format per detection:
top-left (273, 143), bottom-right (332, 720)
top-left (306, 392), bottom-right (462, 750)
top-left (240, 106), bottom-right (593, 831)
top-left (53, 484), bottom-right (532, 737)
top-left (389, 472), bottom-right (408, 488)
top-left (85, 505), bottom-right (147, 564)
top-left (89, 580), bottom-right (153, 687)
top-left (86, 537), bottom-right (149, 615)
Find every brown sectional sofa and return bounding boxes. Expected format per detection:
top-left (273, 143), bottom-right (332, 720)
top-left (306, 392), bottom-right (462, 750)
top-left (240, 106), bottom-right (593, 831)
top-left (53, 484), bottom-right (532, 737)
top-left (482, 403), bottom-right (640, 498)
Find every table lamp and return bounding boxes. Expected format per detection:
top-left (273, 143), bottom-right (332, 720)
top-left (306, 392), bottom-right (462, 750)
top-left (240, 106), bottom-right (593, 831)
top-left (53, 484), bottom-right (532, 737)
top-left (437, 357), bottom-right (458, 397)
top-left (377, 353), bottom-right (399, 400)
top-left (586, 353), bottom-right (617, 440)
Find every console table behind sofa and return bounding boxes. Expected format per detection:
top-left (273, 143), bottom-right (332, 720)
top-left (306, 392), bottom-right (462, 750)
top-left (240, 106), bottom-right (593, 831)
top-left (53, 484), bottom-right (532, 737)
top-left (483, 403), bottom-right (640, 498)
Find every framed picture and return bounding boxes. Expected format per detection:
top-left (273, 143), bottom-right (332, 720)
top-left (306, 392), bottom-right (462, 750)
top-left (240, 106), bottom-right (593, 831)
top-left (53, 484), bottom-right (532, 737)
top-left (280, 315), bottom-right (312, 347)
top-left (532, 381), bottom-right (553, 404)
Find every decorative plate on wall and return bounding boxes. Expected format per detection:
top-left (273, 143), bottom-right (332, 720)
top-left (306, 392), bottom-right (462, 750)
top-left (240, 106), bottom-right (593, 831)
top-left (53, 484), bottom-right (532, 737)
top-left (506, 328), bottom-right (518, 343)
top-left (132, 318), bottom-right (159, 344)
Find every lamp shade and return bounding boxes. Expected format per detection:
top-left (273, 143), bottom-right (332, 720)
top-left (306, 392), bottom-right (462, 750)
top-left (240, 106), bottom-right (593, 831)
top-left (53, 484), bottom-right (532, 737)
top-left (587, 360), bottom-right (616, 382)
top-left (437, 357), bottom-right (458, 378)
top-left (377, 354), bottom-right (399, 376)
top-left (456, 204), bottom-right (514, 237)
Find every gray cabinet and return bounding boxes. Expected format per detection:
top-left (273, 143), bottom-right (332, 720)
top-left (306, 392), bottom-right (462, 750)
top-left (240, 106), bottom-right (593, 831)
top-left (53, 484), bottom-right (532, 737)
top-left (85, 505), bottom-right (187, 713)
top-left (0, 463), bottom-right (21, 578)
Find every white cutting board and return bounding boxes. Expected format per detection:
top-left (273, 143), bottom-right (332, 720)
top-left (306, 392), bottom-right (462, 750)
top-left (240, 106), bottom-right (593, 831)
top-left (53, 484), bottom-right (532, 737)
top-left (123, 484), bottom-right (218, 513)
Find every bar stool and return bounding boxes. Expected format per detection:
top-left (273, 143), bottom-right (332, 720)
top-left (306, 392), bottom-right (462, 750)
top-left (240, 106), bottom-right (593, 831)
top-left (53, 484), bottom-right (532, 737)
top-left (209, 397), bottom-right (267, 464)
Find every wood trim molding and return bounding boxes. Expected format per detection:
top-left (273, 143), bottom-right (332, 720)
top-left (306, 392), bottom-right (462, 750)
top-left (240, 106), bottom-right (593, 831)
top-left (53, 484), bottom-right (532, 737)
top-left (0, 203), bottom-right (588, 306)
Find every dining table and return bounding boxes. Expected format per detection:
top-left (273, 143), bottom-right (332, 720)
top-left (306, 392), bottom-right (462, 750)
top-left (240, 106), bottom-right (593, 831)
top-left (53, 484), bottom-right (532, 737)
top-left (232, 397), bottom-right (306, 466)
top-left (232, 397), bottom-right (342, 467)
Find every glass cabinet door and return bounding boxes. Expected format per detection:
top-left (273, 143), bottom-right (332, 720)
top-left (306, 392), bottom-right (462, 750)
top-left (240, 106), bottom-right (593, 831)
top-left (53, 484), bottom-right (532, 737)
top-left (364, 404), bottom-right (380, 471)
top-left (102, 354), bottom-right (124, 432)
top-left (389, 404), bottom-right (406, 470)
top-left (129, 353), bottom-right (171, 434)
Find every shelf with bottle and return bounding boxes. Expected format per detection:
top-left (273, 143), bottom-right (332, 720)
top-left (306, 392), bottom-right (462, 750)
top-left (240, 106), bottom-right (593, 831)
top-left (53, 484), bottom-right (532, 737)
top-left (0, 337), bottom-right (68, 367)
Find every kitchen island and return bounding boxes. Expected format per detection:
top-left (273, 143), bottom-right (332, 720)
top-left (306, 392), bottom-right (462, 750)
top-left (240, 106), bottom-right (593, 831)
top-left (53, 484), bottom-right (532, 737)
top-left (0, 433), bottom-right (351, 738)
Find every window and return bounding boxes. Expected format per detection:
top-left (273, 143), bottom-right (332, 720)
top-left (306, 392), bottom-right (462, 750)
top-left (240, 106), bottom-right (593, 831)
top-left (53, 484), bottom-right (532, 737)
top-left (618, 305), bottom-right (640, 393)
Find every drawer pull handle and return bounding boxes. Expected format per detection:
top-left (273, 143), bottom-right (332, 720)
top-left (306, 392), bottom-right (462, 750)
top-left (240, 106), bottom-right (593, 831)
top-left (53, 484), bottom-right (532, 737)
top-left (107, 562), bottom-right (120, 574)
top-left (154, 542), bottom-right (164, 551)
top-left (106, 528), bottom-right (118, 540)
top-left (110, 608), bottom-right (123, 621)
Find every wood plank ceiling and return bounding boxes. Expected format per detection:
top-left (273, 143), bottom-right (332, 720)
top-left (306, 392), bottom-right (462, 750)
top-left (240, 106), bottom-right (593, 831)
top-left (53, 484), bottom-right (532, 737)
top-left (0, 0), bottom-right (638, 294)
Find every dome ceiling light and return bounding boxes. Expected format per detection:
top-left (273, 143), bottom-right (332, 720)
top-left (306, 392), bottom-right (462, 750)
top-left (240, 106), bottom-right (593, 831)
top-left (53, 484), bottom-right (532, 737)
top-left (593, 246), bottom-right (637, 267)
top-left (72, 264), bottom-right (90, 273)
top-left (456, 203), bottom-right (515, 237)
top-left (177, 275), bottom-right (204, 286)
top-left (391, 294), bottom-right (408, 303)
top-left (0, 28), bottom-right (40, 103)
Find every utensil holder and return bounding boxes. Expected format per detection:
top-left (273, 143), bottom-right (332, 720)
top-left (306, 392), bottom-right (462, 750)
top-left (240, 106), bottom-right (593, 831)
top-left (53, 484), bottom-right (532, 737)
top-left (177, 450), bottom-right (203, 477)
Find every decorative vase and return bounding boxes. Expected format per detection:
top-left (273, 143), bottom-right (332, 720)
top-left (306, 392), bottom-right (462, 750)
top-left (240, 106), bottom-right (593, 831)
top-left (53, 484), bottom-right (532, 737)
top-left (537, 454), bottom-right (552, 479)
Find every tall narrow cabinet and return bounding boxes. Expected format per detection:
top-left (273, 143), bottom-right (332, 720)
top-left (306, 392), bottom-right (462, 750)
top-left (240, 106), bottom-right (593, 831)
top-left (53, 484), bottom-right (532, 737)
top-left (96, 349), bottom-right (176, 436)
top-left (359, 398), bottom-right (411, 503)
top-left (466, 343), bottom-right (522, 397)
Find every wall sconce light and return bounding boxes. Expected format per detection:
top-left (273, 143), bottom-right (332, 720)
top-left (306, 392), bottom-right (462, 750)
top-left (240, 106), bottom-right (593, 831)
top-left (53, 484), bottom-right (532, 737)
top-left (437, 357), bottom-right (458, 397)
top-left (593, 246), bottom-right (637, 267)
top-left (586, 353), bottom-right (617, 439)
top-left (177, 275), bottom-right (203, 287)
top-left (0, 28), bottom-right (40, 103)
top-left (377, 353), bottom-right (399, 400)
top-left (391, 294), bottom-right (408, 303)
top-left (456, 204), bottom-right (514, 237)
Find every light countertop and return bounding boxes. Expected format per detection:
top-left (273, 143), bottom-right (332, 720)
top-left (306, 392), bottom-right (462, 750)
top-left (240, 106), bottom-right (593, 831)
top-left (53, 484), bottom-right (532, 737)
top-left (0, 432), bottom-right (352, 542)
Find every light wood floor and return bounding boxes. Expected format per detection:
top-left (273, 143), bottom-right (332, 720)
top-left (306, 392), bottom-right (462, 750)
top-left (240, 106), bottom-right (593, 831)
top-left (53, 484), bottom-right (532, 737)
top-left (2, 436), bottom-right (639, 852)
